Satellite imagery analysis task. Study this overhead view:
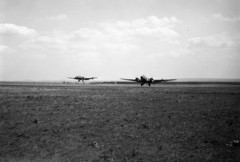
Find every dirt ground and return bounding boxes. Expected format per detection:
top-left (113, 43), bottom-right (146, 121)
top-left (0, 83), bottom-right (240, 162)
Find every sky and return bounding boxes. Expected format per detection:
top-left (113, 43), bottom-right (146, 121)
top-left (0, 0), bottom-right (240, 81)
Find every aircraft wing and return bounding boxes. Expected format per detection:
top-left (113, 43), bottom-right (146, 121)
top-left (154, 79), bottom-right (177, 83)
top-left (67, 77), bottom-right (76, 79)
top-left (84, 77), bottom-right (97, 80)
top-left (120, 78), bottom-right (138, 82)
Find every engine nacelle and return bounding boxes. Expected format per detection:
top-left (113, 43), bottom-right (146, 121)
top-left (135, 78), bottom-right (140, 81)
top-left (150, 78), bottom-right (154, 83)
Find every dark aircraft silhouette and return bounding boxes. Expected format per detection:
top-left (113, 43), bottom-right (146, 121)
top-left (68, 75), bottom-right (97, 82)
top-left (120, 75), bottom-right (176, 86)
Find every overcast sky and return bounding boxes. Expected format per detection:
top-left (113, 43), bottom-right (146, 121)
top-left (0, 0), bottom-right (240, 81)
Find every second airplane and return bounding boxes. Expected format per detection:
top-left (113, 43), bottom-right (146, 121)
top-left (120, 75), bottom-right (176, 86)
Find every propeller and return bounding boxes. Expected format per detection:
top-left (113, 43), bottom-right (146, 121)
top-left (135, 74), bottom-right (140, 81)
top-left (150, 78), bottom-right (155, 83)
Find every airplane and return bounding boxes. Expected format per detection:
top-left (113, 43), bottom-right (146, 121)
top-left (120, 75), bottom-right (176, 86)
top-left (68, 75), bottom-right (97, 82)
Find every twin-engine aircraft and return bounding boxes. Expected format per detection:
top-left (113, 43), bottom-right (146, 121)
top-left (120, 75), bottom-right (176, 86)
top-left (68, 76), bottom-right (97, 82)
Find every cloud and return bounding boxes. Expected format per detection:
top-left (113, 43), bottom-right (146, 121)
top-left (23, 28), bottom-right (109, 52)
top-left (169, 48), bottom-right (193, 58)
top-left (113, 16), bottom-right (181, 28)
top-left (25, 31), bottom-right (138, 53)
top-left (48, 14), bottom-right (68, 20)
top-left (0, 45), bottom-right (10, 52)
top-left (213, 14), bottom-right (240, 22)
top-left (18, 16), bottom-right (181, 56)
top-left (0, 45), bottom-right (15, 53)
top-left (0, 24), bottom-right (37, 37)
top-left (187, 32), bottom-right (239, 48)
top-left (73, 28), bottom-right (106, 40)
top-left (23, 24), bottom-right (139, 53)
top-left (168, 40), bottom-right (181, 44)
top-left (102, 43), bottom-right (139, 51)
top-left (29, 36), bottom-right (66, 44)
top-left (100, 16), bottom-right (181, 38)
top-left (25, 34), bottom-right (98, 52)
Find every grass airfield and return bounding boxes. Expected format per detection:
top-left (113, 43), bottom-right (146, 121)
top-left (0, 83), bottom-right (240, 162)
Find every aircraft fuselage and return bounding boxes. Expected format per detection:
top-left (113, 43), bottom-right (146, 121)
top-left (68, 76), bottom-right (97, 82)
top-left (138, 75), bottom-right (155, 86)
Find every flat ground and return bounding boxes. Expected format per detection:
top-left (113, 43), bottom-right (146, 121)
top-left (0, 83), bottom-right (240, 162)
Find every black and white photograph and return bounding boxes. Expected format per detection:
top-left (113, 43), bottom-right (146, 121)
top-left (0, 0), bottom-right (240, 161)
